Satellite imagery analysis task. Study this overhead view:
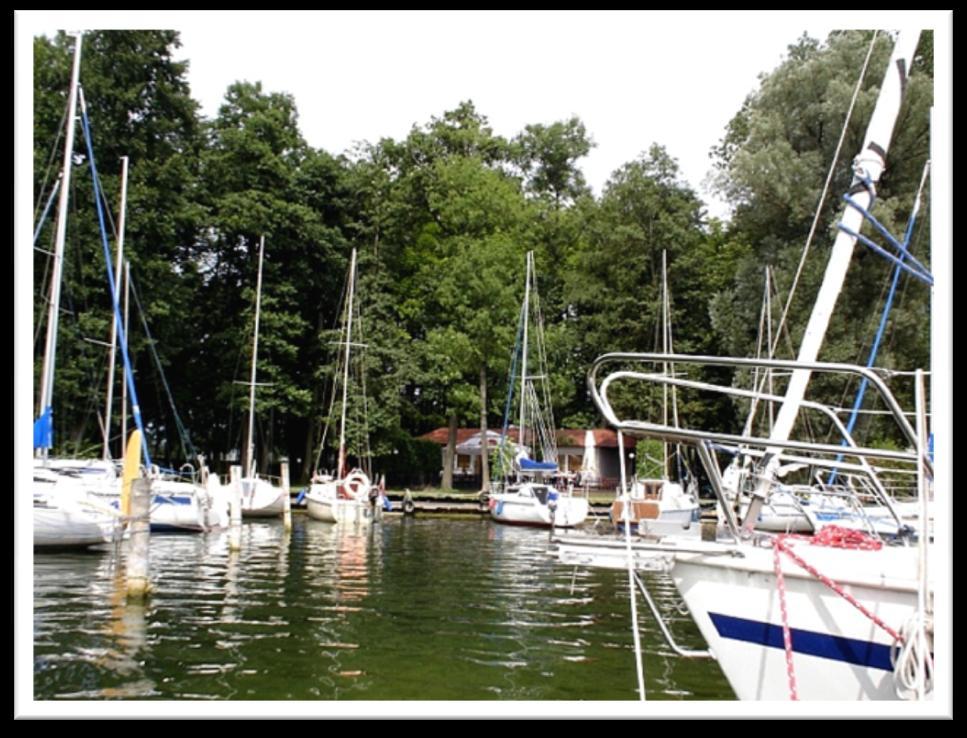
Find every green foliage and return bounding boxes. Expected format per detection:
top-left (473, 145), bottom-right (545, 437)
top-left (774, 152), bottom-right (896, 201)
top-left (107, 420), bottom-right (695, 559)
top-left (32, 29), bottom-right (934, 477)
top-left (707, 30), bottom-right (933, 426)
top-left (374, 434), bottom-right (444, 488)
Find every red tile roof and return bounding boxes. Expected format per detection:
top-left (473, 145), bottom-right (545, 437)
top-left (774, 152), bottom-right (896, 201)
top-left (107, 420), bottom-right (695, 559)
top-left (417, 427), bottom-right (618, 448)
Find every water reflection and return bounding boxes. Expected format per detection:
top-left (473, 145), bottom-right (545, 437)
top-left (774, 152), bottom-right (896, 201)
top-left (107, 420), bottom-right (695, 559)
top-left (33, 516), bottom-right (732, 702)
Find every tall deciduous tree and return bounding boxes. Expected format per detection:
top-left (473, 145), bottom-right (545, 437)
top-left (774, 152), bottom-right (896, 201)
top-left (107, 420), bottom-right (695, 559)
top-left (33, 30), bottom-right (204, 460)
top-left (194, 81), bottom-right (347, 471)
top-left (708, 31), bottom-right (933, 434)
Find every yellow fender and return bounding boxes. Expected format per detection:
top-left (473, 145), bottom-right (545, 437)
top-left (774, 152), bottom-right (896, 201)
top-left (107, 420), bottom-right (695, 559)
top-left (120, 430), bottom-right (142, 516)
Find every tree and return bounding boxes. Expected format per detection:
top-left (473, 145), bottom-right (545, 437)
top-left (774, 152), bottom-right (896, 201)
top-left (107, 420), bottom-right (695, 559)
top-left (192, 81), bottom-right (349, 472)
top-left (512, 117), bottom-right (594, 208)
top-left (561, 145), bottom-right (710, 426)
top-left (33, 30), bottom-right (205, 460)
top-left (708, 30), bottom-right (933, 432)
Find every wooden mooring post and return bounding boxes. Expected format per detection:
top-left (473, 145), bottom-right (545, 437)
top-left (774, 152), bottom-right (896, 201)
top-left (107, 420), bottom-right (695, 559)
top-left (126, 477), bottom-right (152, 599)
top-left (281, 460), bottom-right (292, 531)
top-left (229, 465), bottom-right (243, 551)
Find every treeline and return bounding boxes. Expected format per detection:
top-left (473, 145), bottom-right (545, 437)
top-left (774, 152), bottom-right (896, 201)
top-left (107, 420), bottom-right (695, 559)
top-left (31, 30), bottom-right (933, 482)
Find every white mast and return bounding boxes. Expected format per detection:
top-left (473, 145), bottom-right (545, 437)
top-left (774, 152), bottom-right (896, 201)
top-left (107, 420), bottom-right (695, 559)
top-left (244, 235), bottom-right (266, 477)
top-left (120, 260), bottom-right (131, 450)
top-left (661, 249), bottom-right (669, 476)
top-left (747, 31), bottom-right (921, 523)
top-left (36, 32), bottom-right (83, 460)
top-left (103, 156), bottom-right (129, 460)
top-left (517, 251), bottom-right (534, 460)
top-left (518, 251), bottom-right (532, 471)
top-left (337, 248), bottom-right (358, 479)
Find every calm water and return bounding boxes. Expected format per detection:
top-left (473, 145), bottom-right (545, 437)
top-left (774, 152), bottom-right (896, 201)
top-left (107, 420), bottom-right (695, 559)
top-left (33, 515), bottom-right (733, 704)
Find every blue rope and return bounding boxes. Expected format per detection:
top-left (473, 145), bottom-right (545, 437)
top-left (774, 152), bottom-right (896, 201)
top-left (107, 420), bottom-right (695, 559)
top-left (836, 223), bottom-right (933, 286)
top-left (80, 99), bottom-right (153, 469)
top-left (839, 194), bottom-right (933, 285)
top-left (829, 188), bottom-right (925, 482)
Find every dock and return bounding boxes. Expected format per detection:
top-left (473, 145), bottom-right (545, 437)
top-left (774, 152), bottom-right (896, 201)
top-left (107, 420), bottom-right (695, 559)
top-left (291, 489), bottom-right (615, 518)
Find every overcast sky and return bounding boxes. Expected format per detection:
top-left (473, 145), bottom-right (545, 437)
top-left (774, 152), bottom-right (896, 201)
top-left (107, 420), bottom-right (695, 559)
top-left (175, 10), bottom-right (840, 220)
top-left (18, 10), bottom-right (945, 221)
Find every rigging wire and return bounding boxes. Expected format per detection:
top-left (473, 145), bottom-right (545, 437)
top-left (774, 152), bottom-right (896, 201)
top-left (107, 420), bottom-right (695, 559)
top-left (79, 86), bottom-right (152, 469)
top-left (33, 95), bottom-right (69, 219)
top-left (127, 270), bottom-right (199, 462)
top-left (767, 31), bottom-right (880, 362)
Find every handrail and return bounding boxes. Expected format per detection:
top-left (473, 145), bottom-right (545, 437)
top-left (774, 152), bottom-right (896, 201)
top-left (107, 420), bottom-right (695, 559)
top-left (597, 368), bottom-right (904, 528)
top-left (588, 353), bottom-right (931, 477)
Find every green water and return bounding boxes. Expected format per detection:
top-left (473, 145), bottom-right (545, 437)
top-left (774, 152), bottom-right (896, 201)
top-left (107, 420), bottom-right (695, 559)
top-left (33, 516), bottom-right (733, 704)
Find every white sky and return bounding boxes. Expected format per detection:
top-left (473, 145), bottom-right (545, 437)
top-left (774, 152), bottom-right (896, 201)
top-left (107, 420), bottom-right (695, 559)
top-left (16, 10), bottom-right (943, 220)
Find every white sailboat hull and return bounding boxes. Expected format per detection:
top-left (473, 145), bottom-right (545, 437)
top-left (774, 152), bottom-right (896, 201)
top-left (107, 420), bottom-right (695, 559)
top-left (305, 480), bottom-right (379, 524)
top-left (306, 496), bottom-right (380, 524)
top-left (148, 479), bottom-right (231, 531)
top-left (239, 477), bottom-right (287, 518)
top-left (738, 492), bottom-right (928, 538)
top-left (33, 480), bottom-right (118, 548)
top-left (670, 540), bottom-right (931, 700)
top-left (33, 463), bottom-right (119, 548)
top-left (33, 501), bottom-right (115, 548)
top-left (489, 488), bottom-right (589, 528)
top-left (611, 481), bottom-right (700, 533)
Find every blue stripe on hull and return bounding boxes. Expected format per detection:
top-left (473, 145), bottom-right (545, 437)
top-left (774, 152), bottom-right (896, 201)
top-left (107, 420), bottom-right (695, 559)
top-left (709, 612), bottom-right (894, 671)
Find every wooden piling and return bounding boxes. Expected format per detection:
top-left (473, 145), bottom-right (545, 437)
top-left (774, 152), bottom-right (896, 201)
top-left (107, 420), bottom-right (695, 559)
top-left (229, 465), bottom-right (243, 551)
top-left (281, 461), bottom-right (292, 531)
top-left (126, 477), bottom-right (152, 600)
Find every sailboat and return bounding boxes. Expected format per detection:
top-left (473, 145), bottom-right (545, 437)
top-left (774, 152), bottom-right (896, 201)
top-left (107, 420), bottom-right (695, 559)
top-left (33, 39), bottom-right (224, 537)
top-left (609, 251), bottom-right (700, 535)
top-left (235, 235), bottom-right (288, 518)
top-left (305, 248), bottom-right (386, 524)
top-left (100, 159), bottom-right (227, 533)
top-left (489, 251), bottom-right (588, 528)
top-left (32, 33), bottom-right (120, 548)
top-left (558, 31), bottom-right (937, 701)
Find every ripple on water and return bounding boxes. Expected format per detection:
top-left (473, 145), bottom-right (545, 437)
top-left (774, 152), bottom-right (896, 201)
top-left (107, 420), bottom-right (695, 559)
top-left (33, 518), bottom-right (733, 701)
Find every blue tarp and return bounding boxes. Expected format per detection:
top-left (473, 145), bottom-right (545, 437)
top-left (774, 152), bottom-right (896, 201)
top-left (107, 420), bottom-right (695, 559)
top-left (518, 456), bottom-right (558, 473)
top-left (33, 406), bottom-right (53, 450)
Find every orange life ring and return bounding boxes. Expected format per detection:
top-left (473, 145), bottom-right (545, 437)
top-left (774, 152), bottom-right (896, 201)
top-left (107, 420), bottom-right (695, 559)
top-left (340, 470), bottom-right (371, 500)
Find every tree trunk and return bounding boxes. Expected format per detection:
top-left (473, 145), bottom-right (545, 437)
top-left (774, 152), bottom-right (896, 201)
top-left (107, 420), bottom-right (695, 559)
top-left (442, 410), bottom-right (457, 490)
top-left (479, 364), bottom-right (490, 493)
top-left (303, 419), bottom-right (316, 482)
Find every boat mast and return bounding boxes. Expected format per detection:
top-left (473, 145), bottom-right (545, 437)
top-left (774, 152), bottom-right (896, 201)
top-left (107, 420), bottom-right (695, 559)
top-left (337, 248), bottom-right (358, 479)
top-left (244, 235), bottom-right (266, 477)
top-left (120, 260), bottom-right (131, 451)
top-left (661, 249), bottom-right (669, 478)
top-left (36, 32), bottom-right (83, 460)
top-left (748, 31), bottom-right (921, 525)
top-left (518, 251), bottom-right (532, 477)
top-left (103, 155), bottom-right (129, 460)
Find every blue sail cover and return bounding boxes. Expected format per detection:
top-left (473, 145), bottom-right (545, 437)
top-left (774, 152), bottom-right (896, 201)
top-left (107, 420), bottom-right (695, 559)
top-left (34, 406), bottom-right (53, 450)
top-left (518, 456), bottom-right (558, 473)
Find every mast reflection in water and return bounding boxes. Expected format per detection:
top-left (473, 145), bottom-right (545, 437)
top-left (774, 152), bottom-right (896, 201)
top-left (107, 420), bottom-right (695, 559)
top-left (33, 516), bottom-right (732, 702)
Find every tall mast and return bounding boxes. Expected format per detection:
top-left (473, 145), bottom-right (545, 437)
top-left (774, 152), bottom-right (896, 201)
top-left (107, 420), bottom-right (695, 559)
top-left (120, 260), bottom-right (131, 451)
top-left (36, 32), bottom-right (83, 459)
top-left (103, 155), bottom-right (129, 460)
top-left (337, 248), bottom-right (358, 479)
top-left (661, 249), bottom-right (669, 477)
top-left (244, 235), bottom-right (266, 477)
top-left (518, 251), bottom-right (532, 469)
top-left (748, 31), bottom-right (921, 522)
